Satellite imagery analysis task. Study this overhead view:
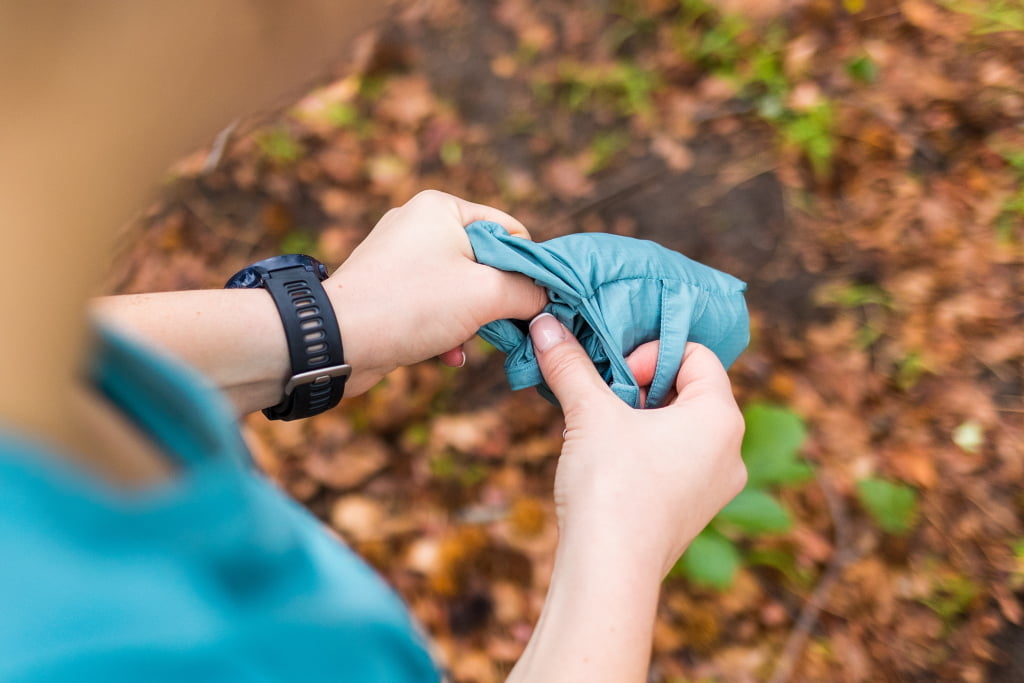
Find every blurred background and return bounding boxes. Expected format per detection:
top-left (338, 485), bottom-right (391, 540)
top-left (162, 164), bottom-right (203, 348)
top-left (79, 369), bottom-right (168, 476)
top-left (105, 0), bottom-right (1023, 680)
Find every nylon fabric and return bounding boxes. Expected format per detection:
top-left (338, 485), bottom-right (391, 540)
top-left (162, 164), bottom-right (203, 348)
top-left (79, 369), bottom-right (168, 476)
top-left (467, 220), bottom-right (749, 408)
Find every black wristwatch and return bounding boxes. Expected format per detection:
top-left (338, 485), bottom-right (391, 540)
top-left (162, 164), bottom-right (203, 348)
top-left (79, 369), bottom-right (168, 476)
top-left (225, 254), bottom-right (350, 421)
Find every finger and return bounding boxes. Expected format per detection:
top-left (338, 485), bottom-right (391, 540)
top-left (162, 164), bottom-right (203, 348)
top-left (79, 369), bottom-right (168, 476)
top-left (625, 340), bottom-right (660, 387)
top-left (479, 267), bottom-right (548, 321)
top-left (404, 189), bottom-right (531, 239)
top-left (438, 346), bottom-right (466, 368)
top-left (529, 313), bottom-right (613, 411)
top-left (672, 343), bottom-right (734, 404)
top-left (450, 195), bottom-right (531, 240)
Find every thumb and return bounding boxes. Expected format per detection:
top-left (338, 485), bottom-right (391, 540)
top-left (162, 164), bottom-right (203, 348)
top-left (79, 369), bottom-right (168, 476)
top-left (477, 265), bottom-right (548, 322)
top-left (529, 313), bottom-right (613, 411)
top-left (672, 342), bottom-right (734, 405)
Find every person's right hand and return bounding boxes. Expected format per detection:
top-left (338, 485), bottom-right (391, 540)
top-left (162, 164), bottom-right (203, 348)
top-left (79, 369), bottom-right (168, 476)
top-left (528, 313), bottom-right (747, 578)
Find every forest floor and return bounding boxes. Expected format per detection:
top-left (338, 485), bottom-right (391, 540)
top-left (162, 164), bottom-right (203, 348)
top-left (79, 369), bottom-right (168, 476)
top-left (109, 0), bottom-right (1023, 680)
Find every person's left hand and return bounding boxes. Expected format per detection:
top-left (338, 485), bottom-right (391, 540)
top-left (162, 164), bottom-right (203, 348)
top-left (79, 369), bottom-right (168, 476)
top-left (325, 190), bottom-right (547, 397)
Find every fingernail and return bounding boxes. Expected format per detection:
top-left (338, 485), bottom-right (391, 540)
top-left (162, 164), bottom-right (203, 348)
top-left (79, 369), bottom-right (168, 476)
top-left (456, 350), bottom-right (466, 368)
top-left (529, 313), bottom-right (567, 353)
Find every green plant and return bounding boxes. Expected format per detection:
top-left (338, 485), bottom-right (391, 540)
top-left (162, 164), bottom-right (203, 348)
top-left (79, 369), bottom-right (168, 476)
top-left (895, 350), bottom-right (929, 391)
top-left (1010, 539), bottom-right (1024, 591)
top-left (674, 528), bottom-right (742, 589)
top-left (777, 101), bottom-right (836, 179)
top-left (816, 281), bottom-right (895, 352)
top-left (856, 477), bottom-right (919, 534)
top-left (587, 131), bottom-right (630, 173)
top-left (740, 403), bottom-right (813, 488)
top-left (670, 4), bottom-right (839, 177)
top-left (718, 488), bottom-right (792, 533)
top-left (439, 139), bottom-right (463, 167)
top-left (846, 55), bottom-right (879, 84)
top-left (819, 282), bottom-right (892, 308)
top-left (428, 451), bottom-right (488, 487)
top-left (939, 0), bottom-right (1024, 33)
top-left (990, 144), bottom-right (1024, 245)
top-left (746, 546), bottom-right (816, 588)
top-left (609, 0), bottom-right (661, 51)
top-left (919, 569), bottom-right (979, 624)
top-left (670, 403), bottom-right (812, 589)
top-left (694, 12), bottom-right (749, 68)
top-left (551, 60), bottom-right (658, 117)
top-left (402, 423), bottom-right (430, 448)
top-left (256, 126), bottom-right (304, 165)
top-left (324, 101), bottom-right (360, 129)
top-left (279, 231), bottom-right (320, 259)
top-left (1000, 190), bottom-right (1024, 243)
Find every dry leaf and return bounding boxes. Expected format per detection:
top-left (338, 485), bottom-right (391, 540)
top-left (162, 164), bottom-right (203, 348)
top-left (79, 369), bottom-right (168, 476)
top-left (330, 495), bottom-right (386, 542)
top-left (541, 157), bottom-right (594, 200)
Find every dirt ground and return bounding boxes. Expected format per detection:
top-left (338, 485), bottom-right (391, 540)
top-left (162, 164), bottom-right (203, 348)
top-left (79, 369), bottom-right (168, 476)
top-left (109, 1), bottom-right (1023, 680)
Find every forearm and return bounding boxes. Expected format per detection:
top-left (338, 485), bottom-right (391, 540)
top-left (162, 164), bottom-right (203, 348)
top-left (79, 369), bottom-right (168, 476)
top-left (92, 280), bottom-right (394, 414)
top-left (509, 529), bottom-right (662, 683)
top-left (92, 290), bottom-right (292, 415)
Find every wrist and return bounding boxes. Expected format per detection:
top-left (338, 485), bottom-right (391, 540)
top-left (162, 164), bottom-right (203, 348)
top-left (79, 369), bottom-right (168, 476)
top-left (511, 527), bottom-right (661, 682)
top-left (322, 268), bottom-right (391, 397)
top-left (557, 519), bottom-right (668, 585)
top-left (558, 479), bottom-right (694, 579)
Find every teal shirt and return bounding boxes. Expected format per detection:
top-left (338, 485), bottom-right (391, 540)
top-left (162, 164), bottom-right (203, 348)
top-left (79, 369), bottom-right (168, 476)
top-left (0, 329), bottom-right (438, 682)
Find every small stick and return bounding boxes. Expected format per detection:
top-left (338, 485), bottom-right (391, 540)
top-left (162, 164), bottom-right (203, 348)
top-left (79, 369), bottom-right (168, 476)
top-left (769, 475), bottom-right (861, 683)
top-left (202, 118), bottom-right (239, 174)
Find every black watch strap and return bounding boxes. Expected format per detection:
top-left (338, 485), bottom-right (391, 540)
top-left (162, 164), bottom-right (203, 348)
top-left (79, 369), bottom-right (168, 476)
top-left (226, 255), bottom-right (350, 421)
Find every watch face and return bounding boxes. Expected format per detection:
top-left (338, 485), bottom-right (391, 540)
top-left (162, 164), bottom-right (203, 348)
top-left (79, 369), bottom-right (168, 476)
top-left (225, 253), bottom-right (328, 288)
top-left (225, 268), bottom-right (264, 289)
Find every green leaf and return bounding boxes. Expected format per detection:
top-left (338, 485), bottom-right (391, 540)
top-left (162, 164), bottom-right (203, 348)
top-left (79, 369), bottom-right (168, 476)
top-left (856, 478), bottom-right (919, 534)
top-left (256, 126), bottom-right (303, 164)
top-left (672, 529), bottom-right (741, 589)
top-left (718, 489), bottom-right (793, 534)
top-left (747, 547), bottom-right (815, 588)
top-left (939, 0), bottom-right (1024, 33)
top-left (741, 403), bottom-right (810, 488)
top-left (920, 571), bottom-right (979, 622)
top-left (279, 231), bottom-right (319, 258)
top-left (325, 101), bottom-right (359, 128)
top-left (817, 282), bottom-right (891, 309)
top-left (440, 140), bottom-right (463, 167)
top-left (846, 55), bottom-right (878, 83)
top-left (772, 460), bottom-right (815, 485)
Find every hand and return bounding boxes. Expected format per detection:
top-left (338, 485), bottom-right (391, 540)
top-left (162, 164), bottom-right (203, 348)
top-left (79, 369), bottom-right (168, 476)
top-left (529, 313), bottom-right (747, 577)
top-left (324, 190), bottom-right (547, 396)
top-left (507, 315), bottom-right (747, 682)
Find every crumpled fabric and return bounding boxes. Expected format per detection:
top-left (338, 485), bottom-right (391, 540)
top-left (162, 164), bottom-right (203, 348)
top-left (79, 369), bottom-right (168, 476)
top-left (467, 220), bottom-right (750, 409)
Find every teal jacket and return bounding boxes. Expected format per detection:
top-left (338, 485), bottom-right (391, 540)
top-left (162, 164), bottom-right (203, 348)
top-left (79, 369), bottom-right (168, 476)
top-left (468, 221), bottom-right (749, 408)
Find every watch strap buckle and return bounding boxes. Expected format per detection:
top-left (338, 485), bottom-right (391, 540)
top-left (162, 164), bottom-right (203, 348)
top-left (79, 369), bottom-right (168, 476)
top-left (283, 364), bottom-right (352, 397)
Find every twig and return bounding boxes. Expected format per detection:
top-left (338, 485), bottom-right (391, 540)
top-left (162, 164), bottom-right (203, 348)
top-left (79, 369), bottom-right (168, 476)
top-left (202, 118), bottom-right (239, 175)
top-left (539, 167), bottom-right (666, 234)
top-left (769, 476), bottom-right (861, 683)
top-left (690, 154), bottom-right (778, 208)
